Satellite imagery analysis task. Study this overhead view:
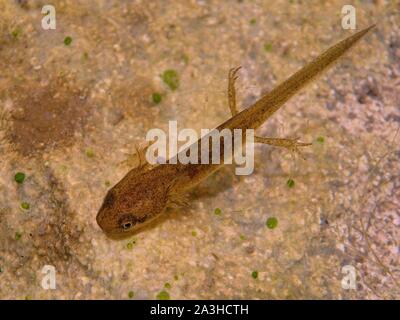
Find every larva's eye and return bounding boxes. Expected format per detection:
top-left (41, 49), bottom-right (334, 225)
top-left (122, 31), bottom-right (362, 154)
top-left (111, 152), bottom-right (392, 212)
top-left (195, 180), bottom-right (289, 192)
top-left (122, 221), bottom-right (133, 230)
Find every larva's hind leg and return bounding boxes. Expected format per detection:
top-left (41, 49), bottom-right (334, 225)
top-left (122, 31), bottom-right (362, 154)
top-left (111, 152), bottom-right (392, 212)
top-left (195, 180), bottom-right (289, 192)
top-left (254, 136), bottom-right (312, 159)
top-left (227, 66), bottom-right (241, 116)
top-left (227, 66), bottom-right (311, 157)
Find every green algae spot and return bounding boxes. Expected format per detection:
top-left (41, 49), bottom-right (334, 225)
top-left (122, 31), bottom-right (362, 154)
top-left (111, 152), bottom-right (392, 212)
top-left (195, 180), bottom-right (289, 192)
top-left (128, 291), bottom-right (135, 299)
top-left (11, 27), bottom-right (22, 39)
top-left (164, 282), bottom-right (171, 289)
top-left (85, 148), bottom-right (95, 158)
top-left (126, 239), bottom-right (136, 249)
top-left (161, 69), bottom-right (179, 91)
top-left (156, 290), bottom-right (170, 300)
top-left (20, 202), bottom-right (30, 210)
top-left (182, 53), bottom-right (189, 64)
top-left (174, 275), bottom-right (179, 281)
top-left (14, 172), bottom-right (26, 184)
top-left (264, 42), bottom-right (273, 52)
top-left (152, 92), bottom-right (162, 104)
top-left (191, 230), bottom-right (197, 237)
top-left (105, 180), bottom-right (111, 187)
top-left (249, 18), bottom-right (256, 25)
top-left (286, 178), bottom-right (295, 188)
top-left (64, 36), bottom-right (73, 46)
top-left (266, 217), bottom-right (278, 229)
top-left (0, 266), bottom-right (3, 273)
top-left (251, 271), bottom-right (258, 279)
top-left (316, 136), bottom-right (325, 144)
top-left (15, 232), bottom-right (22, 240)
top-left (214, 208), bottom-right (222, 216)
top-left (239, 234), bottom-right (246, 241)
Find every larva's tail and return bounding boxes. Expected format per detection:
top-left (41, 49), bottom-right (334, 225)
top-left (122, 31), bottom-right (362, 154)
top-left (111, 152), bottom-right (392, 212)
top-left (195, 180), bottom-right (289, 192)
top-left (247, 24), bottom-right (375, 129)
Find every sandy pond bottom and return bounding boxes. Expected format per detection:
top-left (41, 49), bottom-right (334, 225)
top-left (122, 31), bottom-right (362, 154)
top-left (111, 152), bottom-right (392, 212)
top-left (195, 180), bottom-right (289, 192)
top-left (0, 0), bottom-right (399, 299)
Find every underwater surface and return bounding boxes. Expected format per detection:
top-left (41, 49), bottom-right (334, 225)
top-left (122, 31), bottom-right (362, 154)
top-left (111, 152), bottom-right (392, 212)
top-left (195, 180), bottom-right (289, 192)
top-left (0, 0), bottom-right (399, 299)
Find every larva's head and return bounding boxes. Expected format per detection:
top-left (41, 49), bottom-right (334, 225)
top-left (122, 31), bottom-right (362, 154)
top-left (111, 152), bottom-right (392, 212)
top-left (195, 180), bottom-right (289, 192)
top-left (96, 168), bottom-right (171, 239)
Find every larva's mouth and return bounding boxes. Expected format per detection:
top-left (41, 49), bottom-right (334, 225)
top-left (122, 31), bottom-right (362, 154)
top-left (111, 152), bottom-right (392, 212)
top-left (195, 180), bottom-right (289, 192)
top-left (101, 225), bottom-right (147, 240)
top-left (103, 230), bottom-right (134, 240)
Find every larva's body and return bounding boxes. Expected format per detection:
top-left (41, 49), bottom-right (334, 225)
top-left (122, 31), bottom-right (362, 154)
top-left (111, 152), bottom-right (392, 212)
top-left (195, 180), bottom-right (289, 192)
top-left (96, 25), bottom-right (374, 239)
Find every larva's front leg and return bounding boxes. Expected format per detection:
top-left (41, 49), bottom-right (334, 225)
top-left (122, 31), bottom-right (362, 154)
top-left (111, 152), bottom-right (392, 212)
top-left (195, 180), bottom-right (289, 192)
top-left (227, 66), bottom-right (241, 116)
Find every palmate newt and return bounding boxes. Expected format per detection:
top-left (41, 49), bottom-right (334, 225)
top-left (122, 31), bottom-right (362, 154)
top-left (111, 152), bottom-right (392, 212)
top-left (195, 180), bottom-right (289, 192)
top-left (96, 25), bottom-right (375, 239)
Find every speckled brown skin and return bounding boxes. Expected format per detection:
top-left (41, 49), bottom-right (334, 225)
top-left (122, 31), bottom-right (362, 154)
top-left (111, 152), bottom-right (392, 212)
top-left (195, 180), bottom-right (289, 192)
top-left (96, 25), bottom-right (375, 239)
